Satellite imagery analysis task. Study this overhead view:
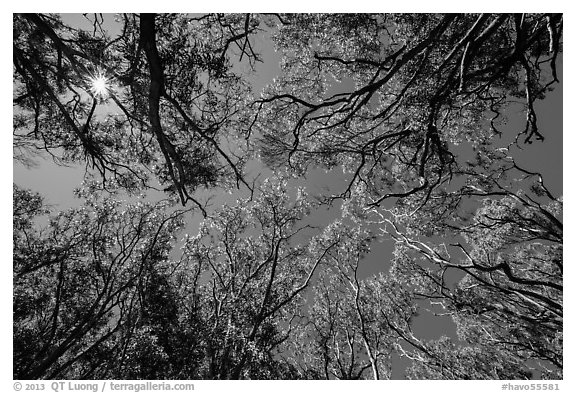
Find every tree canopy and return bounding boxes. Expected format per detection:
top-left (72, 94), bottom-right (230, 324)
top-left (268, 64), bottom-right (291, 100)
top-left (13, 13), bottom-right (562, 380)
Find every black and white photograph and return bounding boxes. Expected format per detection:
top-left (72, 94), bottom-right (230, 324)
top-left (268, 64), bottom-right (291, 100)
top-left (11, 10), bottom-right (564, 386)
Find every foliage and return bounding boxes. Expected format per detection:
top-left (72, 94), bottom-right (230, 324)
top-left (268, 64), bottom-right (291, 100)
top-left (13, 13), bottom-right (562, 380)
top-left (13, 186), bottom-right (186, 379)
top-left (381, 172), bottom-right (562, 378)
top-left (172, 178), bottom-right (339, 379)
top-left (288, 222), bottom-right (415, 379)
top-left (13, 13), bottom-right (259, 212)
top-left (255, 14), bottom-right (561, 205)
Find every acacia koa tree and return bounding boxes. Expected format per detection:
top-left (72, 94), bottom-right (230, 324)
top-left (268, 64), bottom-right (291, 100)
top-left (252, 13), bottom-right (563, 379)
top-left (254, 14), bottom-right (561, 203)
top-left (287, 222), bottom-right (417, 380)
top-left (377, 164), bottom-right (562, 378)
top-left (173, 178), bottom-right (343, 379)
top-left (13, 13), bottom-right (261, 212)
top-left (13, 185), bottom-right (186, 379)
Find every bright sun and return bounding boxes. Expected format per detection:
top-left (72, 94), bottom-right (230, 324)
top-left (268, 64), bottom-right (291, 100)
top-left (88, 72), bottom-right (110, 98)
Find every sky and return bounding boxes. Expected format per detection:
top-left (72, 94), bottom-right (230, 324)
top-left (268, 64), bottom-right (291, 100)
top-left (5, 8), bottom-right (571, 386)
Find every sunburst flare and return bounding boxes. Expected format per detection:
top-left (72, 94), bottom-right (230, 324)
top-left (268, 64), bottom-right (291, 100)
top-left (88, 71), bottom-right (110, 98)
